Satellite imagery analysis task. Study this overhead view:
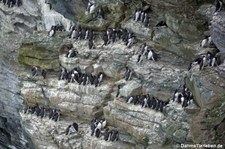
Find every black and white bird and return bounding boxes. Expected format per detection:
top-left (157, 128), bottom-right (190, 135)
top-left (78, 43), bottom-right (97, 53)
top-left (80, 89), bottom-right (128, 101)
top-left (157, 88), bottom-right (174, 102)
top-left (124, 67), bottom-right (133, 81)
top-left (31, 66), bottom-right (38, 76)
top-left (209, 54), bottom-right (221, 67)
top-left (137, 54), bottom-right (144, 63)
top-left (97, 72), bottom-right (104, 85)
top-left (147, 95), bottom-right (152, 108)
top-left (65, 122), bottom-right (78, 135)
top-left (70, 29), bottom-right (76, 39)
top-left (156, 21), bottom-right (167, 27)
top-left (126, 96), bottom-right (134, 104)
top-left (55, 24), bottom-right (64, 31)
top-left (172, 89), bottom-right (183, 102)
top-left (215, 0), bottom-right (224, 12)
top-left (52, 109), bottom-right (60, 122)
top-left (172, 85), bottom-right (194, 108)
top-left (110, 130), bottom-right (119, 141)
top-left (86, 2), bottom-right (95, 14)
top-left (126, 36), bottom-right (135, 48)
top-left (68, 72), bottom-right (76, 83)
top-left (102, 32), bottom-right (109, 46)
top-left (16, 0), bottom-right (22, 7)
top-left (104, 128), bottom-right (111, 141)
top-left (188, 55), bottom-right (207, 71)
top-left (39, 107), bottom-right (45, 119)
top-left (134, 9), bottom-right (141, 22)
top-left (147, 49), bottom-right (157, 61)
top-left (95, 120), bottom-right (102, 131)
top-left (100, 119), bottom-right (107, 129)
top-left (66, 48), bottom-right (78, 58)
top-left (88, 39), bottom-right (95, 49)
top-left (142, 96), bottom-right (149, 108)
top-left (200, 55), bottom-right (208, 70)
top-left (84, 29), bottom-right (89, 40)
top-left (140, 11), bottom-right (145, 22)
top-left (58, 68), bottom-right (68, 80)
top-left (151, 97), bottom-right (157, 109)
top-left (111, 29), bottom-right (117, 43)
top-left (29, 106), bottom-right (36, 114)
top-left (2, 0), bottom-right (5, 5)
top-left (80, 28), bottom-right (86, 40)
top-left (138, 43), bottom-right (146, 55)
top-left (98, 7), bottom-right (104, 19)
top-left (65, 125), bottom-right (72, 135)
top-left (121, 29), bottom-right (128, 42)
top-left (143, 13), bottom-right (149, 26)
top-left (23, 104), bottom-right (29, 114)
top-left (48, 108), bottom-right (54, 120)
top-left (34, 104), bottom-right (41, 117)
top-left (95, 128), bottom-right (101, 138)
top-left (7, 0), bottom-right (14, 8)
top-left (188, 57), bottom-right (202, 71)
top-left (126, 69), bottom-right (133, 81)
top-left (89, 3), bottom-right (96, 14)
top-left (41, 69), bottom-right (47, 79)
top-left (48, 26), bottom-right (56, 37)
top-left (90, 118), bottom-right (98, 133)
top-left (116, 29), bottom-right (123, 40)
top-left (159, 101), bottom-right (165, 112)
top-left (200, 36), bottom-right (213, 48)
top-left (86, 2), bottom-right (92, 13)
top-left (116, 85), bottom-right (121, 97)
top-left (88, 30), bottom-right (94, 40)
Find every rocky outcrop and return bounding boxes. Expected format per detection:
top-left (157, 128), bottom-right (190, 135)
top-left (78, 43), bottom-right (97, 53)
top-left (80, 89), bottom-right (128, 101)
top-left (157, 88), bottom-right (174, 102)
top-left (0, 33), bottom-right (34, 148)
top-left (17, 32), bottom-right (65, 70)
top-left (211, 10), bottom-right (225, 53)
top-left (17, 28), bottom-right (197, 148)
top-left (37, 0), bottom-right (75, 31)
top-left (0, 0), bottom-right (79, 148)
top-left (20, 112), bottom-right (88, 149)
top-left (21, 79), bottom-right (113, 120)
top-left (0, 0), bottom-right (42, 33)
top-left (185, 67), bottom-right (225, 146)
top-left (104, 100), bottom-right (194, 148)
top-left (78, 1), bottom-right (126, 30)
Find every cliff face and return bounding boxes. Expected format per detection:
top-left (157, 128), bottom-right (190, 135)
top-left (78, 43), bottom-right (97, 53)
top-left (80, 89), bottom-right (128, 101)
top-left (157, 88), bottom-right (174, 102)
top-left (0, 33), bottom-right (34, 148)
top-left (1, 0), bottom-right (225, 149)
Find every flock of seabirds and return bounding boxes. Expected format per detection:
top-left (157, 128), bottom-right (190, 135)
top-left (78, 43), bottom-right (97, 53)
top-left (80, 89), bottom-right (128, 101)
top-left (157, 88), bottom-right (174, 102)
top-left (22, 103), bottom-right (119, 141)
top-left (22, 0), bottom-right (224, 143)
top-left (0, 0), bottom-right (22, 7)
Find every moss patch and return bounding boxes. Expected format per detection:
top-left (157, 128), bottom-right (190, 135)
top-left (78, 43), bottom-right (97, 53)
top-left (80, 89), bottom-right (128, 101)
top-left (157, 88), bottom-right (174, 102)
top-left (19, 44), bottom-right (58, 59)
top-left (18, 55), bottom-right (59, 70)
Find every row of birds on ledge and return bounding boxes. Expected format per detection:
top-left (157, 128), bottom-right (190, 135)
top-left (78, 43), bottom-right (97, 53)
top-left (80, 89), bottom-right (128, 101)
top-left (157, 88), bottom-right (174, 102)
top-left (22, 102), bottom-right (118, 141)
top-left (188, 50), bottom-right (221, 71)
top-left (23, 103), bottom-right (61, 122)
top-left (48, 25), bottom-right (138, 50)
top-left (58, 67), bottom-right (104, 87)
top-left (0, 0), bottom-right (22, 7)
top-left (124, 94), bottom-right (169, 112)
top-left (22, 103), bottom-right (119, 141)
top-left (172, 84), bottom-right (194, 108)
top-left (25, 0), bottom-right (222, 134)
top-left (31, 65), bottom-right (104, 87)
top-left (116, 83), bottom-right (194, 113)
top-left (90, 118), bottom-right (119, 141)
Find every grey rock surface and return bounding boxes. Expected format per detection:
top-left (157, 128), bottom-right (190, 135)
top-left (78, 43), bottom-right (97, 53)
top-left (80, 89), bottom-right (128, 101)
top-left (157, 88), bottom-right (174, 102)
top-left (211, 11), bottom-right (225, 53)
top-left (0, 33), bottom-right (34, 148)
